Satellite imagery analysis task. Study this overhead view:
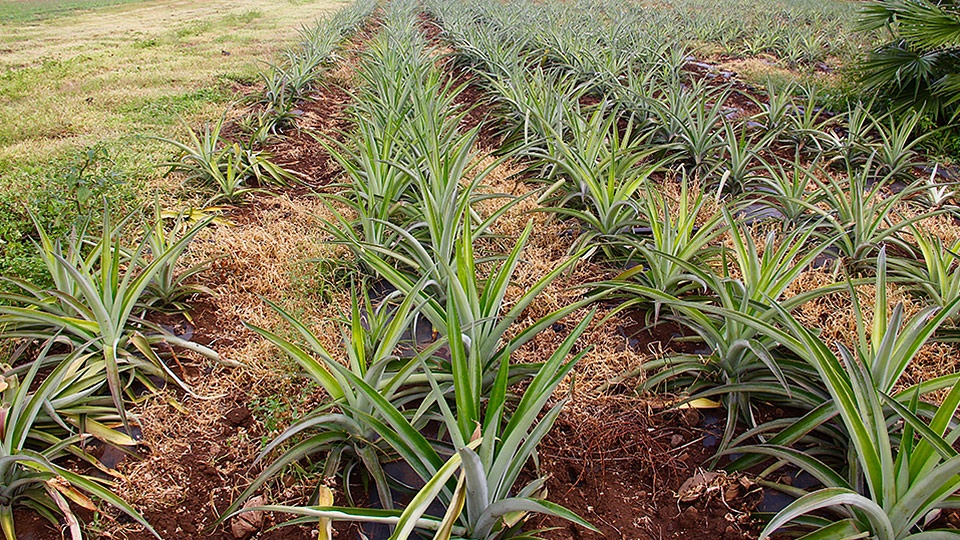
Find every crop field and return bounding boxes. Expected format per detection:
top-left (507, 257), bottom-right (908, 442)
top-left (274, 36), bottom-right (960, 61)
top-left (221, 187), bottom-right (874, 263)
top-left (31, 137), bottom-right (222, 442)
top-left (1, 0), bottom-right (960, 538)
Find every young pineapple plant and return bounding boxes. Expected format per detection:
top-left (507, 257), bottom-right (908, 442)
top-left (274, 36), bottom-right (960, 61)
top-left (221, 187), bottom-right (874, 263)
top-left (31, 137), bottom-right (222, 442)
top-left (724, 251), bottom-right (960, 538)
top-left (0, 206), bottom-right (223, 428)
top-left (0, 343), bottom-right (157, 540)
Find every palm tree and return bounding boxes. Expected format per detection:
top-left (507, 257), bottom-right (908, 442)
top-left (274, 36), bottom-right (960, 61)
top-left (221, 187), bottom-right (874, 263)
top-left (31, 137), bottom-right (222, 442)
top-left (858, 0), bottom-right (960, 121)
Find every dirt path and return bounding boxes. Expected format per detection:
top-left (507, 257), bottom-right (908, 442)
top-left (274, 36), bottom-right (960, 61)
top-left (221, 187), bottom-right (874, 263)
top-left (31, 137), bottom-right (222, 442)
top-left (94, 26), bottom-right (366, 540)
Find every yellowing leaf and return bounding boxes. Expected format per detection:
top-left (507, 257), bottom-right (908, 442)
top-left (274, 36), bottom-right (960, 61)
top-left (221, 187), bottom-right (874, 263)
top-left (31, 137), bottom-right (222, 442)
top-left (676, 398), bottom-right (721, 409)
top-left (613, 264), bottom-right (645, 281)
top-left (317, 486), bottom-right (334, 540)
top-left (84, 419), bottom-right (137, 446)
top-left (433, 472), bottom-right (466, 540)
top-left (47, 477), bottom-right (97, 511)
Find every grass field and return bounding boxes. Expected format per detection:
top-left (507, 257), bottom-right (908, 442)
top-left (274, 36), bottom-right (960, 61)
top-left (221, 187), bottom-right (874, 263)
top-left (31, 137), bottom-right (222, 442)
top-left (0, 0), bottom-right (150, 22)
top-left (0, 0), bottom-right (346, 164)
top-left (0, 0), bottom-right (345, 285)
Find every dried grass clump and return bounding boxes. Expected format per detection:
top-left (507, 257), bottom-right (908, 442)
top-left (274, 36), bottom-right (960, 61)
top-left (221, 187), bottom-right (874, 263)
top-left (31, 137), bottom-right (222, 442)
top-left (896, 203), bottom-right (960, 246)
top-left (108, 191), bottom-right (355, 535)
top-left (790, 275), bottom-right (922, 352)
top-left (901, 341), bottom-right (960, 392)
top-left (189, 194), bottom-right (352, 350)
top-left (115, 366), bottom-right (257, 506)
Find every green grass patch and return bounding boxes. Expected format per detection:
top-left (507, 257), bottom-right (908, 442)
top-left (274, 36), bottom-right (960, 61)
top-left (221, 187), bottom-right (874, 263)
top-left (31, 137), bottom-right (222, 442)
top-left (222, 9), bottom-right (263, 25)
top-left (175, 20), bottom-right (213, 39)
top-left (117, 86), bottom-right (233, 125)
top-left (0, 0), bottom-right (149, 22)
top-left (0, 0), bottom-right (346, 293)
top-left (0, 56), bottom-right (88, 101)
top-left (131, 37), bottom-right (159, 49)
top-left (0, 143), bottom-right (141, 293)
